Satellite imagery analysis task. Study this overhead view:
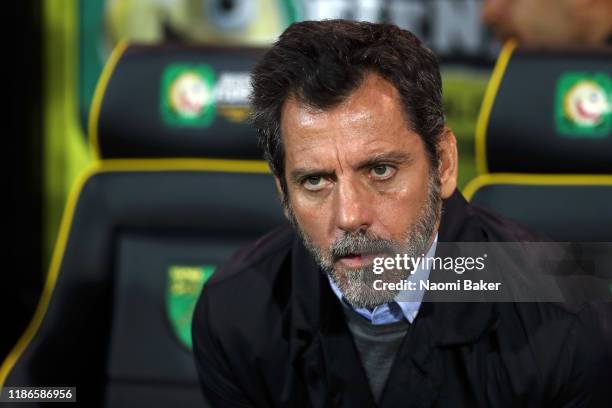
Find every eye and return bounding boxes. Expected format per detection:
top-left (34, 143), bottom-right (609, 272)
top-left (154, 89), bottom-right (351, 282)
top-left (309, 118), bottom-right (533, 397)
top-left (303, 176), bottom-right (330, 192)
top-left (370, 164), bottom-right (395, 180)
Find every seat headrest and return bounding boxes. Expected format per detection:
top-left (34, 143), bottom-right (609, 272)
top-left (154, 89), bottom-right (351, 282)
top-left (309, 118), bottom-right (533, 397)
top-left (89, 43), bottom-right (267, 160)
top-left (477, 42), bottom-right (612, 174)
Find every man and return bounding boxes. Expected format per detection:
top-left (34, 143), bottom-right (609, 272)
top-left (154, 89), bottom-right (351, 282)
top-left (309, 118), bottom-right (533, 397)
top-left (482, 0), bottom-right (612, 47)
top-left (192, 20), bottom-right (609, 407)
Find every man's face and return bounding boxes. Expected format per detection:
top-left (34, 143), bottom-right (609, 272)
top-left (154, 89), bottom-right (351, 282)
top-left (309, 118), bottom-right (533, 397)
top-left (278, 74), bottom-right (444, 308)
top-left (482, 0), bottom-right (578, 46)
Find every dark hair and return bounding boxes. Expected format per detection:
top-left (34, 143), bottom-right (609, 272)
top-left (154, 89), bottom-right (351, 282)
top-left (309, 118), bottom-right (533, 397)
top-left (250, 19), bottom-right (445, 195)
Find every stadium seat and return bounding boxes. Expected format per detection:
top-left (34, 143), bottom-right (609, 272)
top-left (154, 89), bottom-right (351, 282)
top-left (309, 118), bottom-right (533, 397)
top-left (463, 41), bottom-right (612, 359)
top-left (464, 41), bottom-right (612, 242)
top-left (0, 42), bottom-right (284, 407)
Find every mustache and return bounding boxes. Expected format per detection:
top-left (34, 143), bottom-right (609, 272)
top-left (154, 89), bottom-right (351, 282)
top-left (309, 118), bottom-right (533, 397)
top-left (330, 232), bottom-right (399, 261)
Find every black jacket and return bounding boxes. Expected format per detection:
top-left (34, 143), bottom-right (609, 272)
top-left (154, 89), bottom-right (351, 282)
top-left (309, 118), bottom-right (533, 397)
top-left (192, 190), bottom-right (611, 407)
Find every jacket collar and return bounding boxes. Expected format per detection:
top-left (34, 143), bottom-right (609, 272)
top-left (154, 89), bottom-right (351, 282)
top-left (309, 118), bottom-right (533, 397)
top-left (426, 189), bottom-right (498, 346)
top-left (438, 188), bottom-right (483, 242)
top-left (290, 234), bottom-right (376, 407)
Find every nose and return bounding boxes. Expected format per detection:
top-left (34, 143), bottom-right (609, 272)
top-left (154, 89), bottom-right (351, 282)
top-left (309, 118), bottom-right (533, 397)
top-left (334, 178), bottom-right (374, 234)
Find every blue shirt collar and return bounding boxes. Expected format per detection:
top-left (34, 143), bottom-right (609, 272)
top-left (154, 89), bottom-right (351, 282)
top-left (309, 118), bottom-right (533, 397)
top-left (327, 233), bottom-right (438, 325)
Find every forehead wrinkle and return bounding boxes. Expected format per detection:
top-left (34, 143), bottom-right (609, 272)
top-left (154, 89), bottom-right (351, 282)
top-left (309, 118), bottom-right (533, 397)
top-left (334, 138), bottom-right (346, 177)
top-left (281, 73), bottom-right (419, 177)
top-left (284, 74), bottom-right (405, 133)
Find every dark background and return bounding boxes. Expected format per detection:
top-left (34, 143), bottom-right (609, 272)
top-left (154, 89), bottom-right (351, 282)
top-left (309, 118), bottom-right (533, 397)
top-left (6, 0), bottom-right (43, 361)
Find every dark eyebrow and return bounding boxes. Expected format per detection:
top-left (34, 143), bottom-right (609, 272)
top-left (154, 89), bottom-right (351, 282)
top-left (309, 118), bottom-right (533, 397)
top-left (354, 151), bottom-right (414, 170)
top-left (289, 168), bottom-right (335, 184)
top-left (288, 152), bottom-right (413, 184)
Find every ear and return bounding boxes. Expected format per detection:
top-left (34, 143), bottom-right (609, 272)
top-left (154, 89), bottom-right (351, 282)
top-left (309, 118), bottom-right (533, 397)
top-left (437, 127), bottom-right (458, 199)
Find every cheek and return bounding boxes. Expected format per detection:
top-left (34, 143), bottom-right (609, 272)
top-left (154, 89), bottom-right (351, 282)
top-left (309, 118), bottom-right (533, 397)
top-left (290, 192), bottom-right (334, 245)
top-left (373, 166), bottom-right (431, 239)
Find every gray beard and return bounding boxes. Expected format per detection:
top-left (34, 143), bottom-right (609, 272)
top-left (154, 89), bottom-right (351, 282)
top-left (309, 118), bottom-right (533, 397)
top-left (288, 171), bottom-right (442, 309)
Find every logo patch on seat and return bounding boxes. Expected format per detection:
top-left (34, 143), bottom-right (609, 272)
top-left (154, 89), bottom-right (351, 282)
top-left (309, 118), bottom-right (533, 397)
top-left (161, 63), bottom-right (252, 128)
top-left (166, 265), bottom-right (215, 349)
top-left (555, 72), bottom-right (611, 138)
top-left (161, 64), bottom-right (217, 127)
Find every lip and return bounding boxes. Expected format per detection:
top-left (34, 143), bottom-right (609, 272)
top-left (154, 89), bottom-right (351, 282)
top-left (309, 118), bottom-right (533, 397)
top-left (336, 253), bottom-right (379, 268)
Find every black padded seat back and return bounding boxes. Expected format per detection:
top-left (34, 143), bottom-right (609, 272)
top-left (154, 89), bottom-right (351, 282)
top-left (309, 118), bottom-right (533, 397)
top-left (467, 42), bottom-right (612, 242)
top-left (467, 44), bottom-right (612, 358)
top-left (465, 178), bottom-right (612, 242)
top-left (1, 168), bottom-right (284, 407)
top-left (1, 42), bottom-right (284, 408)
top-left (106, 234), bottom-right (243, 407)
top-left (89, 42), bottom-right (266, 160)
top-left (476, 43), bottom-right (612, 174)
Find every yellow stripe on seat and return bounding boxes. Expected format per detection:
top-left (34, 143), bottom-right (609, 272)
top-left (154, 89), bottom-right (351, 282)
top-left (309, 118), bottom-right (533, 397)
top-left (88, 40), bottom-right (129, 161)
top-left (463, 173), bottom-right (612, 201)
top-left (475, 40), bottom-right (517, 175)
